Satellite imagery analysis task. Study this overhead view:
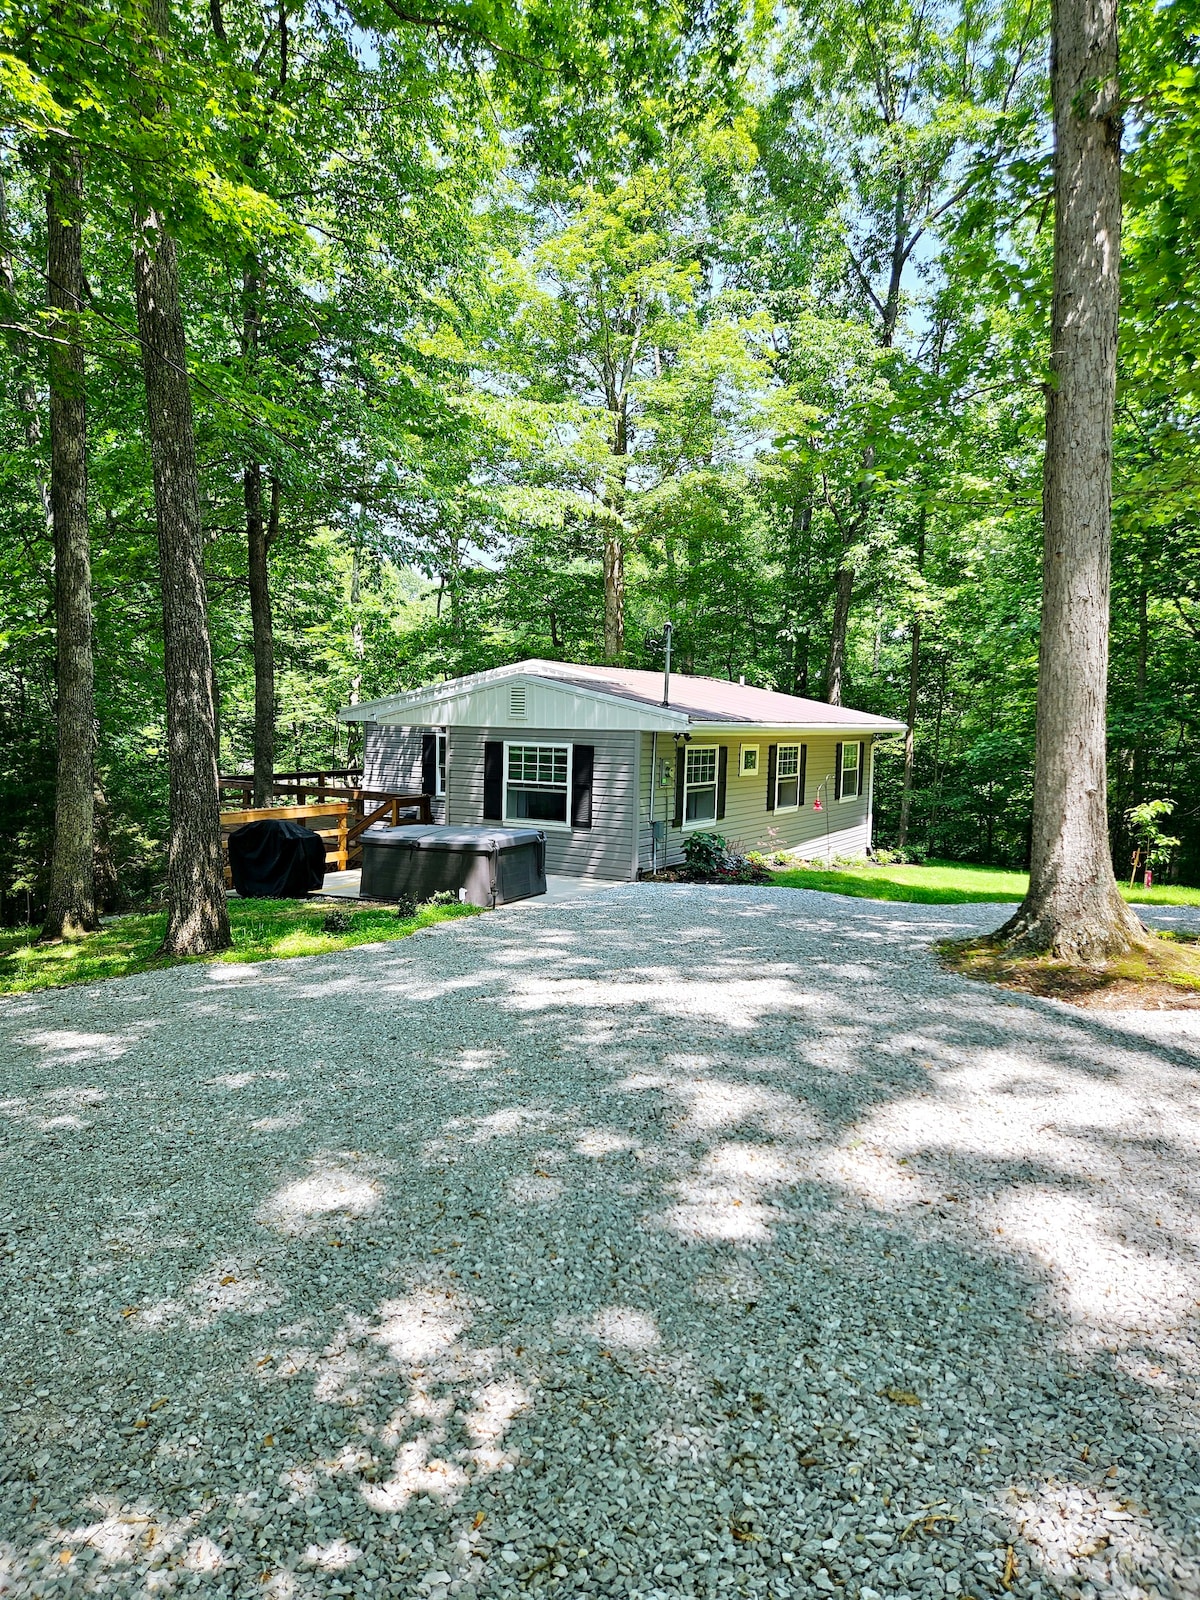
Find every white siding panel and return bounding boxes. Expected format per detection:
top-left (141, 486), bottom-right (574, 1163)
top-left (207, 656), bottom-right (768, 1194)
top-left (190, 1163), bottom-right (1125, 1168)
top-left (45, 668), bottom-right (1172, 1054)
top-left (377, 676), bottom-right (682, 733)
top-left (638, 732), bottom-right (873, 871)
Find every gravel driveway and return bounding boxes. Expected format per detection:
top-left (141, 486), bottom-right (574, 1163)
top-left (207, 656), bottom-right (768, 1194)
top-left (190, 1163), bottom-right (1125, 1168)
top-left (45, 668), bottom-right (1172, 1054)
top-left (2, 886), bottom-right (1200, 1600)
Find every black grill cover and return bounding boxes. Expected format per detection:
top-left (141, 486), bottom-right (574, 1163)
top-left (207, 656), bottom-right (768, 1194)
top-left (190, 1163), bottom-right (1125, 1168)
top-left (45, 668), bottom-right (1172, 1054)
top-left (228, 819), bottom-right (326, 899)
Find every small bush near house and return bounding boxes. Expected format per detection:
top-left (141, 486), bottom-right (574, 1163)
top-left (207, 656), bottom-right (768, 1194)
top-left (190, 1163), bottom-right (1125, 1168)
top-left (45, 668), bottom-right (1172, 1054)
top-left (683, 833), bottom-right (772, 885)
top-left (322, 910), bottom-right (353, 933)
top-left (683, 831), bottom-right (730, 877)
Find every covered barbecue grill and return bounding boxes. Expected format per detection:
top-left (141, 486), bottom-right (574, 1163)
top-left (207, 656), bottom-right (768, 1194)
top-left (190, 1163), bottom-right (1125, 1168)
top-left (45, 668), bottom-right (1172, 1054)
top-left (360, 825), bottom-right (546, 908)
top-left (228, 818), bottom-right (326, 898)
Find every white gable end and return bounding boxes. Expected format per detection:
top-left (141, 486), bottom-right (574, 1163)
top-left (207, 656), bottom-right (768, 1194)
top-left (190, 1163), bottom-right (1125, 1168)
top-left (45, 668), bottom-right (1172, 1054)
top-left (368, 673), bottom-right (685, 733)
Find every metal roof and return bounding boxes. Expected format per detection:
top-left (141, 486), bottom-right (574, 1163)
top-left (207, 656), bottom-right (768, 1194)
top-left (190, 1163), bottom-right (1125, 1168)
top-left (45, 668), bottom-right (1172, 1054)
top-left (341, 659), bottom-right (907, 735)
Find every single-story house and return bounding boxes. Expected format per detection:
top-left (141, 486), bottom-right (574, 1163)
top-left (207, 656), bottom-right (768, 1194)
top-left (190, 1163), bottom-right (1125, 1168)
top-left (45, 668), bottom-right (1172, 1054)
top-left (339, 660), bottom-right (906, 881)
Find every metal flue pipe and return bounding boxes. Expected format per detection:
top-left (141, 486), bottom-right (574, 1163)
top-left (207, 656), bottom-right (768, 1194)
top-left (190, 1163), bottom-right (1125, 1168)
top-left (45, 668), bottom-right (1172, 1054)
top-left (661, 622), bottom-right (673, 707)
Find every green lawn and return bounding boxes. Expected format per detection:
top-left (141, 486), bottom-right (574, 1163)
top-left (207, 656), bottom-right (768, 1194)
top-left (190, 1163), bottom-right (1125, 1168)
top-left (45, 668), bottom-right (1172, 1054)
top-left (770, 858), bottom-right (1200, 907)
top-left (0, 897), bottom-right (478, 996)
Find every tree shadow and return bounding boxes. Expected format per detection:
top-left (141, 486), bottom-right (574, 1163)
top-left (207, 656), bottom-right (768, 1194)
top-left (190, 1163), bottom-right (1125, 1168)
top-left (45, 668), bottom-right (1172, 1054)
top-left (1, 886), bottom-right (1199, 1598)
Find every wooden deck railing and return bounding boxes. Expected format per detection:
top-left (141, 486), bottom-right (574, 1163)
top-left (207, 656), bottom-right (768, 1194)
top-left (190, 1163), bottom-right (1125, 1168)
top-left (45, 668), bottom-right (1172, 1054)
top-left (219, 773), bottom-right (432, 874)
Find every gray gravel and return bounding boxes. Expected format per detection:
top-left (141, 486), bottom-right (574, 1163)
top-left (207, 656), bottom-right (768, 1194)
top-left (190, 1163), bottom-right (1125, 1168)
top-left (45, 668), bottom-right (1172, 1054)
top-left (2, 885), bottom-right (1200, 1600)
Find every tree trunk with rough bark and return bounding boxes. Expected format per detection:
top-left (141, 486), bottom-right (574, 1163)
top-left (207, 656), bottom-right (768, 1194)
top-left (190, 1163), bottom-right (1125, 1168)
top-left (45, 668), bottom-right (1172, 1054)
top-left (898, 514), bottom-right (926, 850)
top-left (246, 463), bottom-right (277, 806)
top-left (132, 0), bottom-right (230, 956)
top-left (998, 0), bottom-right (1144, 960)
top-left (898, 618), bottom-right (920, 848)
top-left (823, 564), bottom-right (853, 706)
top-left (602, 394), bottom-right (628, 664)
top-left (41, 146), bottom-right (98, 941)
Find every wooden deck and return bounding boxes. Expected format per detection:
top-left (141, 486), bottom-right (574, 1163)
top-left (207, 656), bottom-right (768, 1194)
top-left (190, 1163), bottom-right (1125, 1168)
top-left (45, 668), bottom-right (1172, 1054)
top-left (219, 770), bottom-right (432, 874)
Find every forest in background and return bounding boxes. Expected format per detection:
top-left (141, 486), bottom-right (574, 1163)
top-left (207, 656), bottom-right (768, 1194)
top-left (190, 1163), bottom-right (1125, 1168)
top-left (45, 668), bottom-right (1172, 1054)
top-left (2, 0), bottom-right (1199, 921)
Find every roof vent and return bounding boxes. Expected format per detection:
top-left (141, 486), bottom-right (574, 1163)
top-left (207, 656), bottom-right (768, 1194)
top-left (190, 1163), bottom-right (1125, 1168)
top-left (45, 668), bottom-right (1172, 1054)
top-left (509, 683), bottom-right (527, 720)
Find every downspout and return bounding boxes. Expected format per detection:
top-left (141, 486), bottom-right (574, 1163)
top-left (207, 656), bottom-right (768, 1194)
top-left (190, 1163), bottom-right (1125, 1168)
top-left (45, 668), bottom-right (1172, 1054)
top-left (650, 729), bottom-right (658, 874)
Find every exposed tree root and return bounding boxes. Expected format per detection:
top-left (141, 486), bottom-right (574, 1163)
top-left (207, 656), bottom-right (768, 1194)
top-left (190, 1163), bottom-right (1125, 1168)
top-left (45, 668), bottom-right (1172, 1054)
top-left (940, 930), bottom-right (1200, 1009)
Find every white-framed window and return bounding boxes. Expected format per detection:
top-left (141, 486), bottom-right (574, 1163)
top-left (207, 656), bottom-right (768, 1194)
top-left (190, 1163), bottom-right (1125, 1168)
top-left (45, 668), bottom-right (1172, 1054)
top-left (683, 745), bottom-right (719, 826)
top-left (840, 740), bottom-right (861, 800)
top-left (775, 743), bottom-right (802, 810)
top-left (505, 743), bottom-right (570, 825)
top-left (436, 733), bottom-right (447, 796)
top-left (739, 744), bottom-right (759, 777)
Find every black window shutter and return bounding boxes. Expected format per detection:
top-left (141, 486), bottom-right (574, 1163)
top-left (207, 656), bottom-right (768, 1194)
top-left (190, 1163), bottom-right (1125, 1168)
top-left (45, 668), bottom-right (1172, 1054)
top-left (834, 742), bottom-right (843, 801)
top-left (673, 750), bottom-right (685, 827)
top-left (716, 746), bottom-right (728, 820)
top-left (798, 744), bottom-right (807, 807)
top-left (765, 744), bottom-right (778, 811)
top-left (483, 740), bottom-right (503, 820)
top-left (858, 740), bottom-right (866, 797)
top-left (571, 744), bottom-right (594, 829)
top-left (421, 732), bottom-right (437, 796)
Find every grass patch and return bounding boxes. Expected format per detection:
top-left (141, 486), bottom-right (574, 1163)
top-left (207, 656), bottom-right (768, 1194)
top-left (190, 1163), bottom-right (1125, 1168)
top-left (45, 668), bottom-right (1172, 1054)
top-left (939, 929), bottom-right (1200, 1009)
top-left (769, 857), bottom-right (1200, 908)
top-left (0, 897), bottom-right (478, 997)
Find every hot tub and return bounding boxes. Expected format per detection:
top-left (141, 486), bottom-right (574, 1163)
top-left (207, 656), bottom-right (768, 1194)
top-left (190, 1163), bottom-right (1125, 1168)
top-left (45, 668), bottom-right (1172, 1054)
top-left (360, 825), bottom-right (547, 908)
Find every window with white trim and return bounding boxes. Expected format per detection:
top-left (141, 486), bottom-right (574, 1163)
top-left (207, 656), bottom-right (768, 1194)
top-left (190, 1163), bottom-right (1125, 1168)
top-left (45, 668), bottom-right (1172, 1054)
top-left (840, 740), bottom-right (861, 799)
top-left (775, 743), bottom-right (801, 810)
top-left (436, 733), bottom-right (447, 796)
top-left (684, 745), bottom-right (718, 825)
top-left (505, 743), bottom-right (570, 824)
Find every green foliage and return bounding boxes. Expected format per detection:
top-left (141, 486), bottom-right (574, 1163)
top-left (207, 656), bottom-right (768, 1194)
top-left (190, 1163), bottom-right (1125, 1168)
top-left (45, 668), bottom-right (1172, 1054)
top-left (2, 0), bottom-right (1200, 918)
top-left (770, 859), bottom-right (1200, 907)
top-left (1127, 799), bottom-right (1181, 870)
top-left (682, 830), bottom-right (729, 876)
top-left (0, 897), bottom-right (477, 994)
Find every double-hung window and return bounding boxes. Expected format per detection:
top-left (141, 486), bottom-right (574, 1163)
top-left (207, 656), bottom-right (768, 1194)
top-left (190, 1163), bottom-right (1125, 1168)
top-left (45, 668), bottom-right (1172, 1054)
top-left (840, 740), bottom-right (861, 799)
top-left (775, 743), bottom-right (802, 810)
top-left (684, 746), bottom-right (718, 825)
top-left (505, 744), bottom-right (570, 824)
top-left (436, 733), bottom-right (447, 796)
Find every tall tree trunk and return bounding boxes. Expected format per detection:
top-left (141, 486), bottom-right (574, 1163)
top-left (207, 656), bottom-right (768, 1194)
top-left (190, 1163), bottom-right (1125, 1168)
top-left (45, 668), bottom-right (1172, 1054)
top-left (898, 514), bottom-right (927, 850)
top-left (898, 618), bottom-right (920, 849)
top-left (998, 0), bottom-right (1143, 960)
top-left (823, 564), bottom-right (853, 706)
top-left (346, 539), bottom-right (364, 766)
top-left (246, 463), bottom-right (277, 805)
top-left (603, 530), bottom-right (625, 663)
top-left (602, 393), bottom-right (628, 663)
top-left (41, 145), bottom-right (98, 941)
top-left (132, 0), bottom-right (229, 956)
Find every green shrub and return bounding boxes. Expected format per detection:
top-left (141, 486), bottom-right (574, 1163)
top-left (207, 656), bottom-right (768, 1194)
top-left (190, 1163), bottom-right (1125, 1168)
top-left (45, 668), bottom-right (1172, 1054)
top-left (683, 832), bottom-right (729, 877)
top-left (322, 909), bottom-right (353, 933)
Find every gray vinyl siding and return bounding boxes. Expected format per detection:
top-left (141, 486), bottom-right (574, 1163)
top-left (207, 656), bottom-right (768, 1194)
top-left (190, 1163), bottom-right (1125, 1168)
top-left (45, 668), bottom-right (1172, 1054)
top-left (446, 727), bottom-right (638, 880)
top-left (362, 723), bottom-right (446, 821)
top-left (638, 732), bottom-right (873, 871)
top-left (365, 722), bottom-right (637, 879)
top-left (366, 719), bottom-right (873, 879)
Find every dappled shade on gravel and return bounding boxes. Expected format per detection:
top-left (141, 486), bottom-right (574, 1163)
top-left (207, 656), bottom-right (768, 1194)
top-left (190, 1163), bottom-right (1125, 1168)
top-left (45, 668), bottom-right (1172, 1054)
top-left (2, 886), bottom-right (1199, 1599)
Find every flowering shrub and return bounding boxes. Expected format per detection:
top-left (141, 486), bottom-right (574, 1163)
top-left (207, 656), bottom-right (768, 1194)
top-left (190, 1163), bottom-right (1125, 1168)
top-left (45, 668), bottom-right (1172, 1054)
top-left (683, 831), bottom-right (729, 877)
top-left (683, 832), bottom-right (772, 884)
